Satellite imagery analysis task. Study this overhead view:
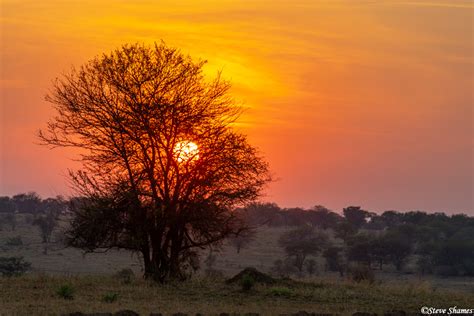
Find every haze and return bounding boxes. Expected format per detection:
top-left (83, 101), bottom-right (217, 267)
top-left (0, 0), bottom-right (472, 214)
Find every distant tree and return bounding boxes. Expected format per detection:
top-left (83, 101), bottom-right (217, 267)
top-left (346, 234), bottom-right (372, 267)
top-left (372, 232), bottom-right (412, 271)
top-left (431, 227), bottom-right (474, 276)
top-left (229, 228), bottom-right (256, 254)
top-left (286, 207), bottom-right (315, 226)
top-left (243, 202), bottom-right (281, 226)
top-left (365, 212), bottom-right (387, 230)
top-left (334, 221), bottom-right (356, 242)
top-left (271, 258), bottom-right (297, 277)
top-left (304, 258), bottom-right (317, 276)
top-left (309, 205), bottom-right (341, 229)
top-left (380, 210), bottom-right (403, 228)
top-left (278, 226), bottom-right (327, 272)
top-left (38, 42), bottom-right (270, 282)
top-left (2, 213), bottom-right (17, 231)
top-left (343, 206), bottom-right (369, 230)
top-left (416, 241), bottom-right (437, 275)
top-left (367, 235), bottom-right (389, 270)
top-left (33, 212), bottom-right (57, 254)
top-left (0, 198), bottom-right (15, 231)
top-left (323, 246), bottom-right (346, 276)
top-left (42, 196), bottom-right (68, 216)
top-left (0, 197), bottom-right (16, 213)
top-left (402, 211), bottom-right (429, 225)
top-left (347, 231), bottom-right (412, 271)
top-left (384, 234), bottom-right (412, 271)
top-left (12, 192), bottom-right (41, 213)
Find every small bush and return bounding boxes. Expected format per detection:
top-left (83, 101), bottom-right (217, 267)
top-left (115, 268), bottom-right (135, 284)
top-left (102, 292), bottom-right (118, 303)
top-left (56, 284), bottom-right (75, 300)
top-left (0, 257), bottom-right (31, 277)
top-left (268, 286), bottom-right (293, 297)
top-left (241, 274), bottom-right (255, 292)
top-left (5, 236), bottom-right (23, 247)
top-left (349, 265), bottom-right (375, 283)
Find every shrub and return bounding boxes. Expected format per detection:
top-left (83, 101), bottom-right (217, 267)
top-left (349, 265), bottom-right (375, 283)
top-left (115, 268), bottom-right (134, 284)
top-left (5, 236), bottom-right (23, 247)
top-left (102, 292), bottom-right (118, 303)
top-left (56, 284), bottom-right (75, 300)
top-left (241, 274), bottom-right (255, 292)
top-left (268, 286), bottom-right (293, 297)
top-left (0, 257), bottom-right (31, 277)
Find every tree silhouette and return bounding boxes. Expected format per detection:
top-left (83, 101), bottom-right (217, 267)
top-left (33, 213), bottom-right (57, 254)
top-left (278, 226), bottom-right (327, 273)
top-left (39, 42), bottom-right (270, 281)
top-left (343, 206), bottom-right (368, 230)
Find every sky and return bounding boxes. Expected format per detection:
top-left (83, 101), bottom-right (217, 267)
top-left (0, 0), bottom-right (472, 214)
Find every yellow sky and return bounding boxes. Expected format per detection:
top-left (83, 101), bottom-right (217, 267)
top-left (1, 0), bottom-right (473, 213)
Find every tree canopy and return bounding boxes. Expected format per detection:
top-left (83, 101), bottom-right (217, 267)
top-left (39, 42), bottom-right (271, 281)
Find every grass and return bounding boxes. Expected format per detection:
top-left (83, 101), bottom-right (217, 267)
top-left (1, 215), bottom-right (473, 314)
top-left (268, 286), bottom-right (293, 297)
top-left (0, 274), bottom-right (473, 315)
top-left (56, 284), bottom-right (75, 300)
top-left (102, 292), bottom-right (119, 303)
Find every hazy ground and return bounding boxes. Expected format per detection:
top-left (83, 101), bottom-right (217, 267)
top-left (1, 215), bottom-right (473, 314)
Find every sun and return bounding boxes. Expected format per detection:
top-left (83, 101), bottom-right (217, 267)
top-left (174, 141), bottom-right (199, 163)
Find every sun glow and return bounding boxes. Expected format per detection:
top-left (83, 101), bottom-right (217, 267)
top-left (174, 141), bottom-right (199, 163)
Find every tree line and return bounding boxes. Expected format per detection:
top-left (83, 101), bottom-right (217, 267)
top-left (1, 193), bottom-right (472, 277)
top-left (237, 203), bottom-right (474, 277)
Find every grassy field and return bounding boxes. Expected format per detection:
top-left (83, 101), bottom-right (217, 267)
top-left (1, 215), bottom-right (473, 315)
top-left (1, 274), bottom-right (473, 315)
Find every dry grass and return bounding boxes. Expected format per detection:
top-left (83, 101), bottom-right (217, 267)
top-left (1, 274), bottom-right (473, 315)
top-left (1, 215), bottom-right (473, 315)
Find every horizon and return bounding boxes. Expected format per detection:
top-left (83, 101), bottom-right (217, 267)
top-left (1, 191), bottom-right (472, 217)
top-left (1, 0), bottom-right (473, 215)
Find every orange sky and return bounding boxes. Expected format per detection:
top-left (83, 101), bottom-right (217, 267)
top-left (1, 0), bottom-right (473, 214)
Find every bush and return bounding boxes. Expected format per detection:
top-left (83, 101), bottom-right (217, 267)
top-left (114, 268), bottom-right (134, 284)
top-left (0, 257), bottom-right (31, 277)
top-left (349, 265), bottom-right (375, 283)
top-left (241, 274), bottom-right (255, 292)
top-left (268, 286), bottom-right (293, 297)
top-left (5, 236), bottom-right (23, 247)
top-left (102, 292), bottom-right (118, 303)
top-left (56, 284), bottom-right (75, 300)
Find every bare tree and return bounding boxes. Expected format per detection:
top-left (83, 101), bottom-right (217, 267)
top-left (39, 42), bottom-right (270, 282)
top-left (33, 213), bottom-right (57, 254)
top-left (229, 228), bottom-right (256, 254)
